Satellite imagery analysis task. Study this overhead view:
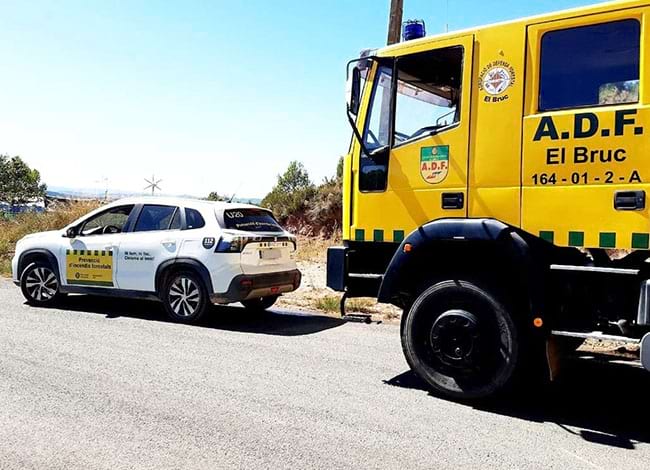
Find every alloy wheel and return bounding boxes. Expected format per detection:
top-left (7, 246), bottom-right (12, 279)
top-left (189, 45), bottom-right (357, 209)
top-left (168, 277), bottom-right (201, 317)
top-left (24, 267), bottom-right (58, 302)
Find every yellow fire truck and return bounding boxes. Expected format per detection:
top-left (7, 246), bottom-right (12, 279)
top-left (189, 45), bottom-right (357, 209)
top-left (327, 0), bottom-right (650, 399)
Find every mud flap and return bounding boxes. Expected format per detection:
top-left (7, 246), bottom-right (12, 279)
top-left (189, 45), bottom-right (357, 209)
top-left (640, 333), bottom-right (650, 372)
top-left (545, 337), bottom-right (563, 381)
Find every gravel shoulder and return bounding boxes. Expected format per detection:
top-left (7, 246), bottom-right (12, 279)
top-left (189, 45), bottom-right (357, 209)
top-left (277, 258), bottom-right (401, 321)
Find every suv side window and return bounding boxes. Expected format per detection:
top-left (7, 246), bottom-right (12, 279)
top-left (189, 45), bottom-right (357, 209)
top-left (134, 205), bottom-right (178, 232)
top-left (80, 205), bottom-right (135, 236)
top-left (169, 209), bottom-right (181, 230)
top-left (539, 19), bottom-right (640, 111)
top-left (184, 208), bottom-right (205, 230)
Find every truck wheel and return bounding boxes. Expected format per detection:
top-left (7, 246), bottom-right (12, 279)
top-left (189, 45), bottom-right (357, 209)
top-left (20, 261), bottom-right (63, 306)
top-left (402, 280), bottom-right (519, 400)
top-left (162, 271), bottom-right (208, 323)
top-left (242, 295), bottom-right (278, 311)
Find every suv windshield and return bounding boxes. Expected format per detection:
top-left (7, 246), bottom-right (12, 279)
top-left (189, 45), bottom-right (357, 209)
top-left (222, 209), bottom-right (283, 232)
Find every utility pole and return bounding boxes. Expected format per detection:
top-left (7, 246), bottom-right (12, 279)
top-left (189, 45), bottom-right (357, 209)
top-left (387, 0), bottom-right (403, 45)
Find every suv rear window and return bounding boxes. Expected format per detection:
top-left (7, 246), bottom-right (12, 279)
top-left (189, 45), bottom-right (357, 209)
top-left (222, 209), bottom-right (283, 232)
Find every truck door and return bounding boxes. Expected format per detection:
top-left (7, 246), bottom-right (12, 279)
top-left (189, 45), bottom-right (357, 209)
top-left (352, 35), bottom-right (474, 243)
top-left (522, 10), bottom-right (649, 249)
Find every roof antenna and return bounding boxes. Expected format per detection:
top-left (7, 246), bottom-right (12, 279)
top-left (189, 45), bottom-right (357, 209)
top-left (445, 0), bottom-right (449, 32)
top-left (228, 182), bottom-right (243, 203)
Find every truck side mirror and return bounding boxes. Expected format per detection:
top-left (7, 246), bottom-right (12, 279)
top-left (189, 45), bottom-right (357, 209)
top-left (65, 227), bottom-right (78, 238)
top-left (347, 66), bottom-right (361, 116)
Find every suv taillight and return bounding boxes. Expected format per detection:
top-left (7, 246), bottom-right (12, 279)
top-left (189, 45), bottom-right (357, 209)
top-left (215, 232), bottom-right (297, 253)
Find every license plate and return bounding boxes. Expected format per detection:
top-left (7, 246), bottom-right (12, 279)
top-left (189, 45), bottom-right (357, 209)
top-left (260, 249), bottom-right (281, 260)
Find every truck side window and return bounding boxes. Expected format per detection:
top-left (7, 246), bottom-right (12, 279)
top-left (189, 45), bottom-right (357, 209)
top-left (364, 66), bottom-right (393, 151)
top-left (539, 19), bottom-right (640, 111)
top-left (359, 65), bottom-right (393, 192)
top-left (394, 46), bottom-right (463, 145)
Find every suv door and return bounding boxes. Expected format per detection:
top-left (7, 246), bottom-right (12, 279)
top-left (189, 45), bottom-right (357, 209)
top-left (115, 204), bottom-right (181, 292)
top-left (60, 204), bottom-right (135, 288)
top-left (352, 35), bottom-right (474, 243)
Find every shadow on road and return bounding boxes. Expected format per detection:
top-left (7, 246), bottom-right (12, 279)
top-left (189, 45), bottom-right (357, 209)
top-left (385, 361), bottom-right (650, 448)
top-left (46, 295), bottom-right (345, 336)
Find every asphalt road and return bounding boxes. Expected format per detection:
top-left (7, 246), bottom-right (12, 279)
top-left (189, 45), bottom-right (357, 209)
top-left (2, 279), bottom-right (650, 469)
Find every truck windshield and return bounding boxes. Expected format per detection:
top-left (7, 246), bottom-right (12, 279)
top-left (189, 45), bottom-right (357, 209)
top-left (222, 209), bottom-right (283, 232)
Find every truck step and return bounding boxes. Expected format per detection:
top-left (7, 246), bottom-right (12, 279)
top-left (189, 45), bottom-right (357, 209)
top-left (572, 353), bottom-right (643, 369)
top-left (550, 264), bottom-right (639, 275)
top-left (348, 273), bottom-right (384, 279)
top-left (551, 330), bottom-right (640, 344)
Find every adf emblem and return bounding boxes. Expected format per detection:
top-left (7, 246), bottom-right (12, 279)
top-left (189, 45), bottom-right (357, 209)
top-left (420, 146), bottom-right (449, 184)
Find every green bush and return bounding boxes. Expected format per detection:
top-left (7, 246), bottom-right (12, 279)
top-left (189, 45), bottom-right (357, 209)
top-left (262, 158), bottom-right (343, 237)
top-left (262, 161), bottom-right (316, 220)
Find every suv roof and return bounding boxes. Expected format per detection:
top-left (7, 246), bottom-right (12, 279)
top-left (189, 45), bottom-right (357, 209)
top-left (105, 196), bottom-right (264, 212)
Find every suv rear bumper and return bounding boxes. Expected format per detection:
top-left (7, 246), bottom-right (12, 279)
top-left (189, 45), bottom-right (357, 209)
top-left (210, 269), bottom-right (301, 304)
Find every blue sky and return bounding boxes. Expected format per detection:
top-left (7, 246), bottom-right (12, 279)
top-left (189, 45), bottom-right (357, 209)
top-left (1, 0), bottom-right (594, 198)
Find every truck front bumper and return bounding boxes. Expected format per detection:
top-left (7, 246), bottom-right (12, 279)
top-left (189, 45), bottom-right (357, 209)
top-left (210, 269), bottom-right (301, 304)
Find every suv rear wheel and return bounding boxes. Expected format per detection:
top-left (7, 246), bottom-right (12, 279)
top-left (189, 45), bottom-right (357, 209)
top-left (20, 261), bottom-right (63, 306)
top-left (162, 271), bottom-right (208, 323)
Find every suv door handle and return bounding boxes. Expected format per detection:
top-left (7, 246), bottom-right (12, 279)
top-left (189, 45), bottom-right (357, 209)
top-left (442, 192), bottom-right (464, 210)
top-left (614, 190), bottom-right (645, 211)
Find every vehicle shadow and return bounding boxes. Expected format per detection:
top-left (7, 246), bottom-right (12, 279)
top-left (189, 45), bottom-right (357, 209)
top-left (48, 295), bottom-right (345, 336)
top-left (385, 361), bottom-right (650, 447)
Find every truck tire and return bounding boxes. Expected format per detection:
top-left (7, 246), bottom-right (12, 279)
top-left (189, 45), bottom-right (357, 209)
top-left (20, 260), bottom-right (64, 306)
top-left (241, 295), bottom-right (278, 311)
top-left (401, 280), bottom-right (519, 400)
top-left (162, 270), bottom-right (208, 324)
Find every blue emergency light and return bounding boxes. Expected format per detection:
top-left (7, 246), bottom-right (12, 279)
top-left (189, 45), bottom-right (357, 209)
top-left (403, 20), bottom-right (426, 41)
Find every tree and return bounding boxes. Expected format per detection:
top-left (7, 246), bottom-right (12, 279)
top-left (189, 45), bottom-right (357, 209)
top-left (336, 156), bottom-right (344, 181)
top-left (0, 155), bottom-right (47, 205)
top-left (206, 191), bottom-right (228, 202)
top-left (276, 161), bottom-right (312, 194)
top-left (262, 161), bottom-right (315, 221)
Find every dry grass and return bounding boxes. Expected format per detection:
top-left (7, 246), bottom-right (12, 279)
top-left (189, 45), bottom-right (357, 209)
top-left (295, 234), bottom-right (341, 263)
top-left (312, 296), bottom-right (375, 314)
top-left (0, 200), bottom-right (103, 275)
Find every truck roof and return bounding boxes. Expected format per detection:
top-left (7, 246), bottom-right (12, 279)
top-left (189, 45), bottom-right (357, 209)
top-left (374, 0), bottom-right (644, 58)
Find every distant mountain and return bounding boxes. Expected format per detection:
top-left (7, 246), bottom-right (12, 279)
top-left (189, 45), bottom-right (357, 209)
top-left (46, 186), bottom-right (261, 205)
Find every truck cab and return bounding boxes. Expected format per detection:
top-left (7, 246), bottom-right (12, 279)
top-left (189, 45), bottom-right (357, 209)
top-left (328, 0), bottom-right (650, 399)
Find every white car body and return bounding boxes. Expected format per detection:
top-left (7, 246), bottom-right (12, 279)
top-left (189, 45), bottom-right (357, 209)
top-left (12, 197), bottom-right (301, 308)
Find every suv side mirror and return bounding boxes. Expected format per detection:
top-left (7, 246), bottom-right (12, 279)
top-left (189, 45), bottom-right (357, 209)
top-left (347, 66), bottom-right (361, 116)
top-left (65, 227), bottom-right (78, 238)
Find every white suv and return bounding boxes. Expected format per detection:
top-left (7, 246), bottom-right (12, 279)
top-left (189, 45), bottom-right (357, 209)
top-left (12, 197), bottom-right (301, 323)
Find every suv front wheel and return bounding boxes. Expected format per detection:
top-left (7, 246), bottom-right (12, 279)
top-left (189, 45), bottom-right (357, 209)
top-left (20, 261), bottom-right (63, 306)
top-left (162, 271), bottom-right (208, 323)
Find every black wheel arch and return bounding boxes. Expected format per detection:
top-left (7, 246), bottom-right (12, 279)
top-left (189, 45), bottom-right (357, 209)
top-left (155, 258), bottom-right (214, 296)
top-left (378, 218), bottom-right (550, 324)
top-left (18, 249), bottom-right (61, 281)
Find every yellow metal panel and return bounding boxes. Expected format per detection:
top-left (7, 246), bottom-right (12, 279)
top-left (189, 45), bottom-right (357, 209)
top-left (468, 187), bottom-right (520, 226)
top-left (343, 0), bottom-right (650, 250)
top-left (522, 8), bottom-right (650, 249)
top-left (348, 35), bottom-right (474, 241)
top-left (467, 22), bottom-right (526, 226)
